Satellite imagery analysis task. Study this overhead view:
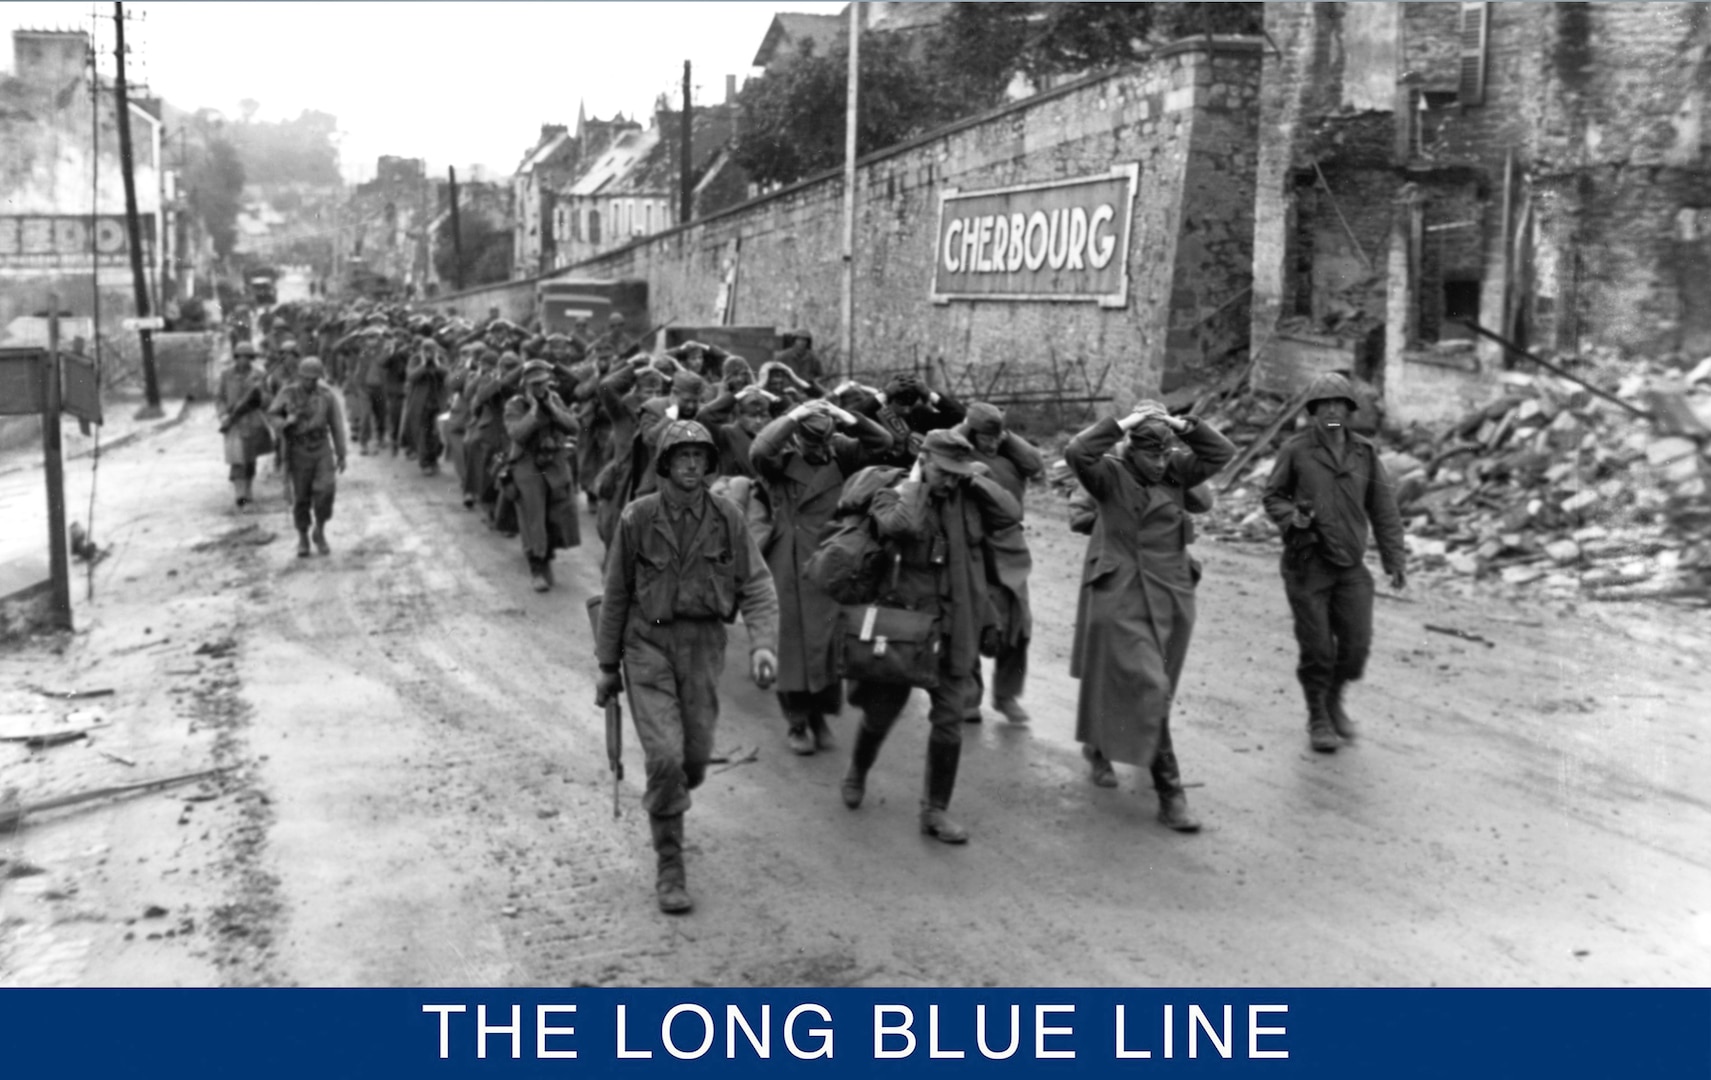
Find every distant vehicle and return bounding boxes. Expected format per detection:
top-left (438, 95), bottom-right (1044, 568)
top-left (536, 278), bottom-right (648, 336)
top-left (247, 268), bottom-right (279, 307)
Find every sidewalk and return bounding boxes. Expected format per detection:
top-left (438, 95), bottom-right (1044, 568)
top-left (0, 395), bottom-right (200, 613)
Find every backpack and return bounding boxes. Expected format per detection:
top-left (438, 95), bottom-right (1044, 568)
top-left (803, 465), bottom-right (906, 604)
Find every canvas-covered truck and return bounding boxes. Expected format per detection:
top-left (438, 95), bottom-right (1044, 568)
top-left (537, 278), bottom-right (648, 336)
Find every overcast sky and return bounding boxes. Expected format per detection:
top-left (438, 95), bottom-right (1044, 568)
top-left (4, 1), bottom-right (846, 183)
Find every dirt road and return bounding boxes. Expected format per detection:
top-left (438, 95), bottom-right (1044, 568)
top-left (3, 408), bottom-right (1709, 986)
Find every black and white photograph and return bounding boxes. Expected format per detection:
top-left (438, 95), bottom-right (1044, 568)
top-left (0, 1), bottom-right (1707, 989)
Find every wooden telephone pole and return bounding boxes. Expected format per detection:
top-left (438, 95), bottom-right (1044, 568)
top-left (114, 1), bottom-right (163, 418)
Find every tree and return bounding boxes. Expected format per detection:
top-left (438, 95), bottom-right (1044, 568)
top-left (186, 135), bottom-right (246, 259)
top-left (434, 213), bottom-right (512, 290)
top-left (229, 109), bottom-right (342, 187)
top-left (734, 32), bottom-right (946, 188)
top-left (736, 4), bottom-right (1263, 188)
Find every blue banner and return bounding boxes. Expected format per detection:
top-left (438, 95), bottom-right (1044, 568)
top-left (2, 989), bottom-right (1706, 1078)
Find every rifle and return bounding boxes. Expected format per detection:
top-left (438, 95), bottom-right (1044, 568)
top-left (220, 384), bottom-right (264, 434)
top-left (585, 596), bottom-right (623, 819)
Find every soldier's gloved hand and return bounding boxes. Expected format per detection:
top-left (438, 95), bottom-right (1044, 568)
top-left (750, 648), bottom-right (777, 690)
top-left (595, 668), bottom-right (624, 706)
top-left (1388, 568), bottom-right (1407, 591)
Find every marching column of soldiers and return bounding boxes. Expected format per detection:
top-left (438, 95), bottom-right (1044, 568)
top-left (220, 300), bottom-right (1406, 914)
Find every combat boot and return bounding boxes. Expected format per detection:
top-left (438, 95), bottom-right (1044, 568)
top-left (232, 480), bottom-right (247, 509)
top-left (528, 556), bottom-right (550, 592)
top-left (785, 708), bottom-right (815, 756)
top-left (1326, 680), bottom-right (1357, 741)
top-left (1082, 743), bottom-right (1118, 788)
top-left (808, 712), bottom-right (836, 752)
top-left (841, 723), bottom-right (885, 809)
top-left (993, 696), bottom-right (1031, 724)
top-left (311, 521), bottom-right (330, 555)
top-left (918, 741), bottom-right (969, 844)
top-left (1306, 688), bottom-right (1338, 753)
top-left (296, 530), bottom-right (312, 558)
top-left (649, 814), bottom-right (693, 914)
top-left (1150, 745), bottom-right (1201, 833)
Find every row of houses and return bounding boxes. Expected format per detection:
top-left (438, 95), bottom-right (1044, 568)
top-left (509, 3), bottom-right (950, 279)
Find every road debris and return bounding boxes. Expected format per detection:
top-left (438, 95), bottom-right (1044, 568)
top-left (0, 765), bottom-right (235, 832)
top-left (708, 746), bottom-right (761, 775)
top-left (1423, 624), bottom-right (1497, 648)
top-left (24, 685), bottom-right (116, 701)
top-left (1194, 350), bottom-right (1709, 604)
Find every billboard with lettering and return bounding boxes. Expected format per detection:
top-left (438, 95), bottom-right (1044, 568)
top-left (0, 215), bottom-right (155, 270)
top-left (930, 165), bottom-right (1139, 308)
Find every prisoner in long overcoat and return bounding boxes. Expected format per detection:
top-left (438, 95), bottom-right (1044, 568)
top-left (1067, 414), bottom-right (1235, 767)
top-left (749, 406), bottom-right (894, 738)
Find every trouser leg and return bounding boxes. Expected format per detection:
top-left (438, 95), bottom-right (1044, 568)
top-left (1328, 564), bottom-right (1375, 686)
top-left (991, 637), bottom-right (1028, 703)
top-left (1282, 558), bottom-right (1337, 698)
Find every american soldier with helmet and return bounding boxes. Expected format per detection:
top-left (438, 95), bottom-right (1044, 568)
top-left (594, 419), bottom-right (779, 914)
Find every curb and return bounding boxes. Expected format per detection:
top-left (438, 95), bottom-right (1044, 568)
top-left (0, 399), bottom-right (197, 478)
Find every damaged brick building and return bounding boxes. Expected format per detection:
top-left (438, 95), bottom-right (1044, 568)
top-left (1251, 2), bottom-right (1711, 422)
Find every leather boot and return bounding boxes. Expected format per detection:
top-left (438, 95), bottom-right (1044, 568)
top-left (1326, 680), bottom-right (1357, 741)
top-left (648, 814), bottom-right (693, 914)
top-left (241, 477), bottom-right (254, 505)
top-left (232, 480), bottom-right (247, 508)
top-left (1082, 743), bottom-right (1118, 787)
top-left (808, 712), bottom-right (836, 752)
top-left (784, 707), bottom-right (815, 756)
top-left (528, 555), bottom-right (550, 592)
top-left (1306, 687), bottom-right (1338, 753)
top-left (296, 530), bottom-right (312, 558)
top-left (918, 740), bottom-right (969, 844)
top-left (311, 520), bottom-right (330, 555)
top-left (841, 723), bottom-right (885, 809)
top-left (1150, 745), bottom-right (1201, 833)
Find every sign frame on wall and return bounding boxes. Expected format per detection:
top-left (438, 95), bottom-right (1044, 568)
top-left (930, 164), bottom-right (1140, 309)
top-left (0, 214), bottom-right (155, 270)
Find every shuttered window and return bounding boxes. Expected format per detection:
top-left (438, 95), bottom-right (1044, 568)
top-left (1458, 2), bottom-right (1490, 106)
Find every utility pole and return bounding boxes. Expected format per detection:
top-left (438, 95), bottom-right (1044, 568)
top-left (45, 301), bottom-right (73, 630)
top-left (448, 166), bottom-right (465, 292)
top-left (114, 1), bottom-right (162, 418)
top-left (841, 3), bottom-right (861, 379)
top-left (680, 60), bottom-right (693, 228)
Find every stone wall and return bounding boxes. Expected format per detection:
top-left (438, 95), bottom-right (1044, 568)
top-left (562, 41), bottom-right (1263, 408)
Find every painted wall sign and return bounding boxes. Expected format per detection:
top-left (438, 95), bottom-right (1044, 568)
top-left (0, 215), bottom-right (155, 269)
top-left (930, 165), bottom-right (1139, 307)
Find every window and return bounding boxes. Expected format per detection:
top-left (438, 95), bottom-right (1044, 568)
top-left (589, 208), bottom-right (602, 244)
top-left (1458, 2), bottom-right (1489, 106)
top-left (1442, 279), bottom-right (1481, 339)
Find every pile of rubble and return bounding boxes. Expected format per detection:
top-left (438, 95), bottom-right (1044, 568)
top-left (1205, 356), bottom-right (1711, 604)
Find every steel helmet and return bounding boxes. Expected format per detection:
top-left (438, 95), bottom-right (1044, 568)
top-left (1302, 371), bottom-right (1359, 412)
top-left (233, 341), bottom-right (258, 358)
top-left (654, 419), bottom-right (717, 476)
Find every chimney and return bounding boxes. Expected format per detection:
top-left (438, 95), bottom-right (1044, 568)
top-left (13, 29), bottom-right (89, 90)
top-left (725, 74), bottom-right (737, 104)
